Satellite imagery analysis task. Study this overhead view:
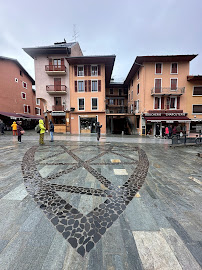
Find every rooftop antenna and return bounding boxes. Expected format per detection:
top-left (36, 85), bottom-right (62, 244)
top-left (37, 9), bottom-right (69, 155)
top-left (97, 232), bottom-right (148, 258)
top-left (72, 24), bottom-right (79, 42)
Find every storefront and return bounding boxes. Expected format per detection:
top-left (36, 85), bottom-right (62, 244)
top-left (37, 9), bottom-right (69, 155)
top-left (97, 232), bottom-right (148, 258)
top-left (79, 115), bottom-right (97, 133)
top-left (143, 111), bottom-right (190, 136)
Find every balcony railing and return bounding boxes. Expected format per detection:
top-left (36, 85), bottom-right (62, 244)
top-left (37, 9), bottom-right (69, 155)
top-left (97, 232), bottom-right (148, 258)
top-left (52, 105), bottom-right (64, 111)
top-left (151, 87), bottom-right (185, 95)
top-left (45, 65), bottom-right (66, 72)
top-left (46, 85), bottom-right (67, 94)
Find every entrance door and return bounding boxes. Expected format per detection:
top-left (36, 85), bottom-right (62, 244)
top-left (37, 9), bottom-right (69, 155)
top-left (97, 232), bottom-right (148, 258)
top-left (54, 78), bottom-right (61, 91)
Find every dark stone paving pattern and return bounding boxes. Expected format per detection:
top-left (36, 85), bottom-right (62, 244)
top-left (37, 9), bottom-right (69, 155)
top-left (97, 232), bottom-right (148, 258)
top-left (0, 139), bottom-right (202, 270)
top-left (21, 144), bottom-right (149, 257)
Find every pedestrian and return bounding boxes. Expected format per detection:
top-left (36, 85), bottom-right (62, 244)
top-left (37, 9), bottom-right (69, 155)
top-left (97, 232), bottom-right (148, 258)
top-left (39, 119), bottom-right (46, 145)
top-left (17, 121), bottom-right (24, 143)
top-left (96, 122), bottom-right (102, 141)
top-left (11, 121), bottom-right (17, 136)
top-left (176, 124), bottom-right (181, 138)
top-left (165, 126), bottom-right (169, 139)
top-left (49, 120), bottom-right (54, 142)
top-left (0, 120), bottom-right (5, 135)
top-left (168, 125), bottom-right (172, 138)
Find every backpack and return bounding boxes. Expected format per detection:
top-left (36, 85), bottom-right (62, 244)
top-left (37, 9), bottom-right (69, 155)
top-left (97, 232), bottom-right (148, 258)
top-left (35, 124), bottom-right (40, 133)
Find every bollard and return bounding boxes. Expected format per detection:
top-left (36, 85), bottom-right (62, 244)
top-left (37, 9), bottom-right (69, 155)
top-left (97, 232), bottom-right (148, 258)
top-left (122, 131), bottom-right (124, 136)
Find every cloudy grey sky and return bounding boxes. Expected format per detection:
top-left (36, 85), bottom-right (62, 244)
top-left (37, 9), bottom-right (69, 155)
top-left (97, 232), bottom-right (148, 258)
top-left (0, 0), bottom-right (202, 82)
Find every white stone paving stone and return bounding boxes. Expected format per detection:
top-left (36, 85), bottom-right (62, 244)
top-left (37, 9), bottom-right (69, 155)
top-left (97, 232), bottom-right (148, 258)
top-left (113, 169), bottom-right (128, 175)
top-left (133, 231), bottom-right (183, 270)
top-left (2, 183), bottom-right (28, 201)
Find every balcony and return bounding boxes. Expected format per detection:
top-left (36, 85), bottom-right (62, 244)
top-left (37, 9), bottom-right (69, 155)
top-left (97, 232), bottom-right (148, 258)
top-left (151, 87), bottom-right (185, 96)
top-left (52, 105), bottom-right (65, 111)
top-left (45, 65), bottom-right (66, 75)
top-left (46, 85), bottom-right (67, 95)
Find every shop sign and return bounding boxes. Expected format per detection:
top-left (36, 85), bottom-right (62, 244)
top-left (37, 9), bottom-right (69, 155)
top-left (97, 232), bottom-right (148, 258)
top-left (165, 113), bottom-right (186, 116)
top-left (51, 112), bottom-right (66, 116)
top-left (145, 113), bottom-right (161, 116)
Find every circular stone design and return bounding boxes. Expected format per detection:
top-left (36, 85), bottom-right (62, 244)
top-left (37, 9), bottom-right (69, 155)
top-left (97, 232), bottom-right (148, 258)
top-left (21, 143), bottom-right (149, 256)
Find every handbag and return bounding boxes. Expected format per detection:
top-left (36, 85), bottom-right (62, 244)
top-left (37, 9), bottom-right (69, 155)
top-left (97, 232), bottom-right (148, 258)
top-left (20, 130), bottom-right (25, 135)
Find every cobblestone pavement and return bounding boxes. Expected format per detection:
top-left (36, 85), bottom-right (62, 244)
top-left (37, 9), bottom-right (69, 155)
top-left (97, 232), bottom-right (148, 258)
top-left (0, 133), bottom-right (201, 270)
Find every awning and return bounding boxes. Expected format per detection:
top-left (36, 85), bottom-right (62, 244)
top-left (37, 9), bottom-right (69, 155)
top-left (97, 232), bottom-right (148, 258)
top-left (17, 113), bottom-right (44, 120)
top-left (144, 116), bottom-right (190, 122)
top-left (0, 111), bottom-right (22, 119)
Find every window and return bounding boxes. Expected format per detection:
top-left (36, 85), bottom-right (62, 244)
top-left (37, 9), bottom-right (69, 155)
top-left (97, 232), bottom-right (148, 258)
top-left (23, 82), bottom-right (27, 89)
top-left (92, 80), bottom-right (98, 92)
top-left (170, 97), bottom-right (177, 109)
top-left (118, 99), bottom-right (124, 105)
top-left (171, 63), bottom-right (178, 74)
top-left (21, 92), bottom-right (26, 99)
top-left (136, 100), bottom-right (139, 112)
top-left (155, 63), bottom-right (162, 74)
top-left (78, 98), bottom-right (85, 110)
top-left (131, 91), bottom-right (133, 100)
top-left (171, 79), bottom-right (177, 90)
top-left (119, 89), bottom-right (122, 96)
top-left (92, 98), bottom-right (98, 110)
top-left (193, 105), bottom-right (202, 114)
top-left (137, 70), bottom-right (139, 80)
top-left (131, 104), bottom-right (133, 113)
top-left (24, 105), bottom-right (30, 113)
top-left (35, 107), bottom-right (41, 115)
top-left (78, 81), bottom-right (84, 92)
top-left (91, 65), bottom-right (98, 76)
top-left (137, 83), bottom-right (139, 95)
top-left (110, 88), bottom-right (113, 94)
top-left (78, 66), bottom-right (84, 76)
top-left (155, 79), bottom-right (162, 93)
top-left (20, 70), bottom-right (23, 76)
top-left (128, 94), bottom-right (130, 102)
top-left (109, 99), bottom-right (114, 105)
top-left (124, 88), bottom-right (127, 95)
top-left (15, 78), bottom-right (18, 83)
top-left (193, 86), bottom-right (202, 96)
top-left (154, 97), bottom-right (161, 109)
top-left (36, 98), bottom-right (40, 105)
top-left (53, 59), bottom-right (61, 66)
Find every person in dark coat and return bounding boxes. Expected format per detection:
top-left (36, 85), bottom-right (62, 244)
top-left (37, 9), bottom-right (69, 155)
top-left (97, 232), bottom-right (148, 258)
top-left (96, 122), bottom-right (102, 141)
top-left (17, 121), bottom-right (24, 143)
top-left (0, 120), bottom-right (5, 134)
top-left (168, 125), bottom-right (172, 138)
top-left (49, 120), bottom-right (54, 142)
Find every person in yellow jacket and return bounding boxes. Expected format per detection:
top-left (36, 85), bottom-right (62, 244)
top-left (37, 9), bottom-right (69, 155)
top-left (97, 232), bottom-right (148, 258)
top-left (39, 119), bottom-right (46, 145)
top-left (11, 121), bottom-right (17, 136)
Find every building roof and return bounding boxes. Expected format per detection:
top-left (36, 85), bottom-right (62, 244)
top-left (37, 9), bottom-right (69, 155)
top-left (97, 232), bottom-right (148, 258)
top-left (0, 56), bottom-right (35, 85)
top-left (66, 55), bottom-right (116, 85)
top-left (187, 75), bottom-right (202, 81)
top-left (23, 42), bottom-right (77, 58)
top-left (124, 54), bottom-right (198, 85)
top-left (109, 81), bottom-right (127, 88)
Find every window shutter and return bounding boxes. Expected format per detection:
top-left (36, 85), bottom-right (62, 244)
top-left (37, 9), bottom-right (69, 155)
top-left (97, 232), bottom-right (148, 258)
top-left (28, 106), bottom-right (30, 113)
top-left (40, 109), bottom-right (41, 115)
top-left (85, 80), bottom-right (87, 92)
top-left (88, 80), bottom-right (91, 92)
top-left (98, 80), bottom-right (101, 92)
top-left (177, 97), bottom-right (180, 109)
top-left (161, 97), bottom-right (164, 109)
top-left (155, 97), bottom-right (158, 109)
top-left (167, 97), bottom-right (170, 109)
top-left (98, 65), bottom-right (101, 76)
top-left (88, 65), bottom-right (91, 76)
top-left (84, 65), bottom-right (87, 76)
top-left (24, 105), bottom-right (27, 113)
top-left (75, 81), bottom-right (77, 92)
top-left (61, 58), bottom-right (64, 71)
top-left (74, 66), bottom-right (77, 76)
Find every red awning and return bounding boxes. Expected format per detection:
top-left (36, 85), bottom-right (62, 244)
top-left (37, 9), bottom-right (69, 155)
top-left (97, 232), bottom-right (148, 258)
top-left (0, 111), bottom-right (21, 118)
top-left (17, 113), bottom-right (43, 120)
top-left (144, 116), bottom-right (190, 122)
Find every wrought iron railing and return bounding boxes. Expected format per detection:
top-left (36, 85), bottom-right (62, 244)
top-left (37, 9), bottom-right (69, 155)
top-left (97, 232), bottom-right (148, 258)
top-left (151, 87), bottom-right (185, 95)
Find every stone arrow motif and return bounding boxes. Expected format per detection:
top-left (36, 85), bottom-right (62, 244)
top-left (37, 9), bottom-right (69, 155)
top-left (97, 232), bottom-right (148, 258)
top-left (21, 144), bottom-right (149, 257)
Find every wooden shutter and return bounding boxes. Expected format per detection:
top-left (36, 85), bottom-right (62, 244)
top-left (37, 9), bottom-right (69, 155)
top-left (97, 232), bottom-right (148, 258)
top-left (98, 65), bottom-right (101, 76)
top-left (155, 97), bottom-right (158, 109)
top-left (88, 80), bottom-right (91, 92)
top-left (177, 97), bottom-right (180, 109)
top-left (88, 65), bottom-right (91, 76)
top-left (28, 106), bottom-right (31, 113)
top-left (24, 105), bottom-right (27, 113)
top-left (171, 79), bottom-right (177, 90)
top-left (74, 66), bottom-right (77, 76)
top-left (75, 81), bottom-right (77, 92)
top-left (167, 97), bottom-right (170, 109)
top-left (155, 79), bottom-right (161, 93)
top-left (61, 58), bottom-right (64, 71)
top-left (85, 80), bottom-right (87, 92)
top-left (49, 58), bottom-right (53, 71)
top-left (161, 97), bottom-right (164, 109)
top-left (98, 80), bottom-right (101, 92)
top-left (84, 65), bottom-right (87, 76)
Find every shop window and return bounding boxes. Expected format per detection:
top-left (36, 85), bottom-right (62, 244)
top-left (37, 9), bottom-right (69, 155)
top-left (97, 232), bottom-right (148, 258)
top-left (171, 63), bottom-right (178, 74)
top-left (78, 98), bottom-right (85, 110)
top-left (193, 86), bottom-right (202, 96)
top-left (92, 98), bottom-right (98, 110)
top-left (193, 105), bottom-right (202, 113)
top-left (155, 63), bottom-right (162, 74)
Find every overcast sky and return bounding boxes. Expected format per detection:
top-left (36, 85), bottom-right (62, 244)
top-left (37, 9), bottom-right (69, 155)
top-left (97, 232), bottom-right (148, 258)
top-left (0, 0), bottom-right (202, 82)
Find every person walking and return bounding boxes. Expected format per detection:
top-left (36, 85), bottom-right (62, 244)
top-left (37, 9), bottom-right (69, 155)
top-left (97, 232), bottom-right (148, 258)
top-left (176, 124), bottom-right (181, 139)
top-left (0, 120), bottom-right (5, 135)
top-left (11, 121), bottom-right (17, 136)
top-left (165, 126), bottom-right (169, 139)
top-left (39, 119), bottom-right (46, 145)
top-left (168, 125), bottom-right (172, 138)
top-left (96, 122), bottom-right (102, 141)
top-left (49, 120), bottom-right (54, 142)
top-left (17, 121), bottom-right (24, 143)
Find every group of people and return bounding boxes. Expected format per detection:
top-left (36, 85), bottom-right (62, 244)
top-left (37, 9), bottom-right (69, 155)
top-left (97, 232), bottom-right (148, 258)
top-left (164, 124), bottom-right (182, 138)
